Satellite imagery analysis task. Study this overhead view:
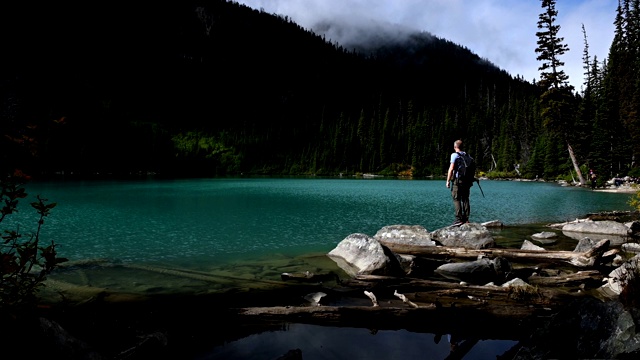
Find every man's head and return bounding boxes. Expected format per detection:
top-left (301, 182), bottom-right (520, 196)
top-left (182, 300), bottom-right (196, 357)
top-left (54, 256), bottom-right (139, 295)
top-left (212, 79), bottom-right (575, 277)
top-left (454, 140), bottom-right (463, 151)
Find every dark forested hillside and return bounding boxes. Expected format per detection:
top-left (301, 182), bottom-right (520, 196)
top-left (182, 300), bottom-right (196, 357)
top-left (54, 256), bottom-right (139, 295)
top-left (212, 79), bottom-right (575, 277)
top-left (2, 0), bottom-right (633, 180)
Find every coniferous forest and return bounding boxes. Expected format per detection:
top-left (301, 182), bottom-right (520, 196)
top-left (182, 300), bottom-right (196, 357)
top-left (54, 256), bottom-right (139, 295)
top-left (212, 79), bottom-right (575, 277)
top-left (1, 0), bottom-right (639, 181)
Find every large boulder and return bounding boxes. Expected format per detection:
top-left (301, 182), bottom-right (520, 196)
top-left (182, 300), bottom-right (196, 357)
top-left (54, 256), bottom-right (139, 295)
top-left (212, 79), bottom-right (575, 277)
top-left (430, 223), bottom-right (495, 249)
top-left (327, 233), bottom-right (403, 277)
top-left (372, 225), bottom-right (436, 246)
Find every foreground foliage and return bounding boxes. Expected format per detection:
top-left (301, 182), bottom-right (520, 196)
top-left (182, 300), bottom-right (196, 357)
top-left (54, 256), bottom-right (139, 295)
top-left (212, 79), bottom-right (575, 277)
top-left (1, 171), bottom-right (66, 314)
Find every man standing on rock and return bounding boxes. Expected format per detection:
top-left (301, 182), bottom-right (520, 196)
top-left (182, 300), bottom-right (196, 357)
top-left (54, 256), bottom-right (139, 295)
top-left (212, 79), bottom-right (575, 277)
top-left (446, 139), bottom-right (471, 226)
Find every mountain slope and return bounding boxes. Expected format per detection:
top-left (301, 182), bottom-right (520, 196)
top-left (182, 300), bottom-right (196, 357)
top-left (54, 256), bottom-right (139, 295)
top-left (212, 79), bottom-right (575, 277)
top-left (1, 0), bottom-right (539, 177)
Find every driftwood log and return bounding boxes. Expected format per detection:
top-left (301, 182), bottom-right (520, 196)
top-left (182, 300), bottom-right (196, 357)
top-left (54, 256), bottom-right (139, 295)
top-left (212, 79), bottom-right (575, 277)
top-left (234, 270), bottom-right (590, 335)
top-left (378, 238), bottom-right (613, 267)
top-left (234, 240), bottom-right (619, 334)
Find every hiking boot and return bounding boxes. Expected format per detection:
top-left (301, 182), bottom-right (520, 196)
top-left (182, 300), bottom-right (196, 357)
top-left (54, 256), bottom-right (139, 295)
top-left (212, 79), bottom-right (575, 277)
top-left (452, 220), bottom-right (464, 227)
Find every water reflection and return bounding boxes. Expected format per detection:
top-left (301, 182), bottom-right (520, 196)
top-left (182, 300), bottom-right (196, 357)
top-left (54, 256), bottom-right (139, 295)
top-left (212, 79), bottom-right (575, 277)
top-left (196, 323), bottom-right (517, 360)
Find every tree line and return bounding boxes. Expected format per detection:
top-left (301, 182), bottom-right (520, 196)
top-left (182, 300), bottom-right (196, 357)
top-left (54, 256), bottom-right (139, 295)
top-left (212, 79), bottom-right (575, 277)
top-left (0, 0), bottom-right (638, 182)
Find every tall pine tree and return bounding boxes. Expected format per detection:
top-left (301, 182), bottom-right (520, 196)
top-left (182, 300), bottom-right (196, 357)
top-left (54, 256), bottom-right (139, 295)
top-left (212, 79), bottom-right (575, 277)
top-left (535, 0), bottom-right (585, 183)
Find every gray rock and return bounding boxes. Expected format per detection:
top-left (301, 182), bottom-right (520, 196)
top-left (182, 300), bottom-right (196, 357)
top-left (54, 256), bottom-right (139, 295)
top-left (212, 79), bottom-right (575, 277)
top-left (481, 220), bottom-right (504, 228)
top-left (430, 223), bottom-right (495, 249)
top-left (626, 220), bottom-right (640, 236)
top-left (599, 254), bottom-right (640, 297)
top-left (434, 256), bottom-right (511, 284)
top-left (327, 233), bottom-right (403, 277)
top-left (531, 231), bottom-right (558, 239)
top-left (373, 224), bottom-right (436, 246)
top-left (521, 240), bottom-right (545, 251)
top-left (573, 237), bottom-right (598, 253)
top-left (562, 220), bottom-right (631, 236)
top-left (502, 278), bottom-right (533, 289)
top-left (622, 243), bottom-right (640, 253)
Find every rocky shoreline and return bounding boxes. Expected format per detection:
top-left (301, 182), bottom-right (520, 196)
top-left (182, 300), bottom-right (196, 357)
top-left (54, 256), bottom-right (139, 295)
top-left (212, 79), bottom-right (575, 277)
top-left (8, 210), bottom-right (637, 359)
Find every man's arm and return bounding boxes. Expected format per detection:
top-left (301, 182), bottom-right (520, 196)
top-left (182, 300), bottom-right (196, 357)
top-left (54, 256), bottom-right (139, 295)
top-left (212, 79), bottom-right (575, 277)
top-left (446, 162), bottom-right (455, 188)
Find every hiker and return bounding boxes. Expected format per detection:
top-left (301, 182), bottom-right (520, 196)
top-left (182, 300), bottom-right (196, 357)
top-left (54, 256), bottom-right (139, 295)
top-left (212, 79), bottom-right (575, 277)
top-left (589, 169), bottom-right (597, 190)
top-left (446, 139), bottom-right (471, 226)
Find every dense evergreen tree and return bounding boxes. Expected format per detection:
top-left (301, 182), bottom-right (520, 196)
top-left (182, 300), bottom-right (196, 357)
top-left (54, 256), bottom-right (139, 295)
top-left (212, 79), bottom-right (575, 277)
top-left (0, 0), bottom-right (636, 181)
top-left (534, 0), bottom-right (585, 183)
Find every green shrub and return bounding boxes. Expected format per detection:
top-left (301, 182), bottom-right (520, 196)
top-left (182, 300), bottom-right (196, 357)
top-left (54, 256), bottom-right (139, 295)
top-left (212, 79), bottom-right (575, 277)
top-left (1, 171), bottom-right (66, 315)
top-left (485, 170), bottom-right (518, 179)
top-left (629, 167), bottom-right (640, 178)
top-left (630, 189), bottom-right (640, 212)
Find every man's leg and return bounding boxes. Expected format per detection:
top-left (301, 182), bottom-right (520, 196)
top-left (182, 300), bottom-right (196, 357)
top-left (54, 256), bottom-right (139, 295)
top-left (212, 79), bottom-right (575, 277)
top-left (451, 184), bottom-right (464, 224)
top-left (459, 186), bottom-right (471, 222)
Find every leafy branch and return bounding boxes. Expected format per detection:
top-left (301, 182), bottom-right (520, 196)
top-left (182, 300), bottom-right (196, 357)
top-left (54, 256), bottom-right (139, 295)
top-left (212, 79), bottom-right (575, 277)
top-left (1, 171), bottom-right (67, 313)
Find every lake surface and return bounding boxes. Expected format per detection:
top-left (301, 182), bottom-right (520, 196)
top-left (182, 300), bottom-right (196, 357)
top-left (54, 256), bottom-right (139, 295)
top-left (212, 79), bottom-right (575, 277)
top-left (9, 177), bottom-right (635, 359)
top-left (16, 177), bottom-right (633, 267)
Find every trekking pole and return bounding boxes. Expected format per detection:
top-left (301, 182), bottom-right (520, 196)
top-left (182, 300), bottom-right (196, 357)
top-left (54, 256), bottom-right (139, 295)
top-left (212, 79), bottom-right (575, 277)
top-left (475, 179), bottom-right (485, 198)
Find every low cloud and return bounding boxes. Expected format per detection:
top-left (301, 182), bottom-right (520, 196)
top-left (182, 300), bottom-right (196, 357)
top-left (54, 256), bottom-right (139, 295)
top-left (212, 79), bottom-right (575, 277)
top-left (237, 0), bottom-right (616, 90)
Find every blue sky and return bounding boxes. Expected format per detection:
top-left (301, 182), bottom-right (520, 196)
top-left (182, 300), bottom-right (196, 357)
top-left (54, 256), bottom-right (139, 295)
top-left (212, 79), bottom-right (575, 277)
top-left (235, 0), bottom-right (618, 92)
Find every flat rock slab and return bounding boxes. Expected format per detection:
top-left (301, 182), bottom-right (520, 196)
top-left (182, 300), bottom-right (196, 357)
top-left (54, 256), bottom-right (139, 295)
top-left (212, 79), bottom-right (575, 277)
top-left (562, 220), bottom-right (630, 236)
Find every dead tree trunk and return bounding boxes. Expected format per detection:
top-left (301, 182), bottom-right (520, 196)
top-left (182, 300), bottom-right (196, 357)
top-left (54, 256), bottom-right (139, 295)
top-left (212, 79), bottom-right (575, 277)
top-left (568, 143), bottom-right (587, 185)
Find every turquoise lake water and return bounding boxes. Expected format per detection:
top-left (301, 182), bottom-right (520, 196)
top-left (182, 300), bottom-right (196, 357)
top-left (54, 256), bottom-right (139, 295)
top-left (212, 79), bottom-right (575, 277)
top-left (14, 177), bottom-right (633, 267)
top-left (8, 177), bottom-right (635, 359)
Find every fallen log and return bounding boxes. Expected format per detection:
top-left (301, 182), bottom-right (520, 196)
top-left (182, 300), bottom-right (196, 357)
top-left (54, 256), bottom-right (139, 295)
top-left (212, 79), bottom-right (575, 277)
top-left (233, 302), bottom-right (555, 340)
top-left (343, 274), bottom-right (582, 305)
top-left (280, 271), bottom-right (340, 283)
top-left (526, 270), bottom-right (603, 287)
top-left (378, 239), bottom-right (611, 267)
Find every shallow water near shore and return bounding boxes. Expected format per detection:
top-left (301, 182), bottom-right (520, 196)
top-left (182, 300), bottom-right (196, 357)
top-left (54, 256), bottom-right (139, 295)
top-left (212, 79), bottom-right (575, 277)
top-left (11, 177), bottom-right (636, 358)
